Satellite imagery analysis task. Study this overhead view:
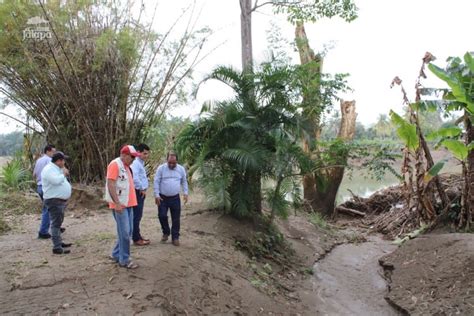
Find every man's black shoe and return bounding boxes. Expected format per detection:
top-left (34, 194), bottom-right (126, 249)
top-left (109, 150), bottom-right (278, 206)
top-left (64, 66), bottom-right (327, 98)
top-left (52, 248), bottom-right (70, 255)
top-left (60, 227), bottom-right (66, 233)
top-left (61, 242), bottom-right (72, 248)
top-left (38, 233), bottom-right (51, 239)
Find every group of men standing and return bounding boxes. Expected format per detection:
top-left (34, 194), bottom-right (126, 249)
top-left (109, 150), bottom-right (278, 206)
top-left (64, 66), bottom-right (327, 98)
top-left (34, 144), bottom-right (189, 269)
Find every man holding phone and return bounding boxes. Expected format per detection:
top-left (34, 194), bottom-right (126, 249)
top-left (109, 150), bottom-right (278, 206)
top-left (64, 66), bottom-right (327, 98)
top-left (105, 145), bottom-right (140, 269)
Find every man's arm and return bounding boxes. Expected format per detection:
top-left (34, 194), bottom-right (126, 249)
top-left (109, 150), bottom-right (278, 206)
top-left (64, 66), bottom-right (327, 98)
top-left (32, 160), bottom-right (41, 181)
top-left (181, 166), bottom-right (189, 203)
top-left (106, 162), bottom-right (125, 211)
top-left (181, 167), bottom-right (189, 195)
top-left (130, 160), bottom-right (141, 190)
top-left (107, 179), bottom-right (125, 212)
top-left (153, 165), bottom-right (162, 205)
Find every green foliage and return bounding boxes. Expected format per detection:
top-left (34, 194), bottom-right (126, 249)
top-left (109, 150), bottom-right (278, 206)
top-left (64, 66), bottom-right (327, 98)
top-left (176, 64), bottom-right (313, 218)
top-left (0, 154), bottom-right (32, 191)
top-left (273, 0), bottom-right (358, 24)
top-left (425, 53), bottom-right (474, 164)
top-left (428, 54), bottom-right (474, 114)
top-left (357, 143), bottom-right (402, 181)
top-left (392, 224), bottom-right (428, 246)
top-left (0, 215), bottom-right (9, 234)
top-left (309, 212), bottom-right (329, 230)
top-left (373, 114), bottom-right (394, 139)
top-left (298, 67), bottom-right (350, 126)
top-left (426, 126), bottom-right (462, 141)
top-left (310, 138), bottom-right (401, 183)
top-left (265, 21), bottom-right (292, 66)
top-left (389, 110), bottom-right (419, 151)
top-left (0, 132), bottom-right (23, 156)
top-left (142, 117), bottom-right (189, 173)
top-left (234, 222), bottom-right (293, 264)
top-left (0, 1), bottom-right (211, 183)
top-left (424, 160), bottom-right (447, 183)
top-left (441, 139), bottom-right (469, 161)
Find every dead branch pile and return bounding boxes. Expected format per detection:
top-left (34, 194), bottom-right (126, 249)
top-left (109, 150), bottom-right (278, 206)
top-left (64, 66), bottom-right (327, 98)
top-left (337, 174), bottom-right (463, 238)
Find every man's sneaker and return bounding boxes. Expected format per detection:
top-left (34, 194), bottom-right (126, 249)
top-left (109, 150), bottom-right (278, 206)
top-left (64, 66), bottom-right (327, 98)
top-left (172, 239), bottom-right (180, 247)
top-left (38, 233), bottom-right (51, 239)
top-left (61, 242), bottom-right (72, 248)
top-left (52, 248), bottom-right (70, 255)
top-left (161, 234), bottom-right (169, 242)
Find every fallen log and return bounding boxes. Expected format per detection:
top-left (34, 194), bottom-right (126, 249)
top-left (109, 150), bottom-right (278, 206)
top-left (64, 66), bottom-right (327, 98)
top-left (335, 206), bottom-right (366, 217)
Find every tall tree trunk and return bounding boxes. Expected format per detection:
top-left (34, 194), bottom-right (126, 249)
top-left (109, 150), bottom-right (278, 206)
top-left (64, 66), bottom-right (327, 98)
top-left (463, 115), bottom-right (473, 228)
top-left (240, 0), bottom-right (253, 73)
top-left (294, 22), bottom-right (324, 204)
top-left (295, 22), bottom-right (323, 136)
top-left (311, 100), bottom-right (357, 215)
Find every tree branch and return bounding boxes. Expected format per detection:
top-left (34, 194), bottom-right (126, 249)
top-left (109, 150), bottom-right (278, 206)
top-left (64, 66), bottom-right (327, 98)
top-left (0, 111), bottom-right (42, 134)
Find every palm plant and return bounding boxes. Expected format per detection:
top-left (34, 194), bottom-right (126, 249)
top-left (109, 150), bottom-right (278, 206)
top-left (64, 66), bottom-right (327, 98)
top-left (176, 63), bottom-right (311, 218)
top-left (0, 155), bottom-right (33, 192)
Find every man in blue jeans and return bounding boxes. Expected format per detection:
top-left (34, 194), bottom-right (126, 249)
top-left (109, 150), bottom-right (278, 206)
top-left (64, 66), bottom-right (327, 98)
top-left (33, 144), bottom-right (59, 239)
top-left (41, 152), bottom-right (72, 254)
top-left (106, 145), bottom-right (140, 269)
top-left (131, 143), bottom-right (151, 246)
top-left (154, 152), bottom-right (189, 246)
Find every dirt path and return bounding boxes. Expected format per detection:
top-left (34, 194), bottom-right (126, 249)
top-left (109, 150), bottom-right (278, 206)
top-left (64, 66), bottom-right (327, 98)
top-left (308, 235), bottom-right (400, 315)
top-left (0, 193), bottom-right (344, 315)
top-left (0, 190), bottom-right (417, 315)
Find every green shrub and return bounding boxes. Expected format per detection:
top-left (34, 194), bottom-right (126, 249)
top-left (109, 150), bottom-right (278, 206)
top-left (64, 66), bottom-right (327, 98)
top-left (0, 157), bottom-right (33, 191)
top-left (309, 212), bottom-right (329, 230)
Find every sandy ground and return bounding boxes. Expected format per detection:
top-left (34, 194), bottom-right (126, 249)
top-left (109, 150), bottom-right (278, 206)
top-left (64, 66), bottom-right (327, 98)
top-left (380, 233), bottom-right (474, 315)
top-left (0, 188), bottom-right (471, 315)
top-left (0, 190), bottom-right (346, 315)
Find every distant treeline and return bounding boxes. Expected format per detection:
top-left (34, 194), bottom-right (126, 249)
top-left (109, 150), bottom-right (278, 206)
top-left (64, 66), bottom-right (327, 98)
top-left (0, 131), bottom-right (23, 156)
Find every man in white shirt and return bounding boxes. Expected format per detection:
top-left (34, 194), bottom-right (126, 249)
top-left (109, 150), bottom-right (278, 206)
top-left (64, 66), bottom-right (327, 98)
top-left (41, 152), bottom-right (72, 255)
top-left (33, 144), bottom-right (58, 239)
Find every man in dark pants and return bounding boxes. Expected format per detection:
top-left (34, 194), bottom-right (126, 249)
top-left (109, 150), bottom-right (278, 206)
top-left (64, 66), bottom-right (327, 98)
top-left (153, 152), bottom-right (189, 246)
top-left (131, 143), bottom-right (151, 246)
top-left (33, 144), bottom-right (56, 239)
top-left (41, 152), bottom-right (72, 255)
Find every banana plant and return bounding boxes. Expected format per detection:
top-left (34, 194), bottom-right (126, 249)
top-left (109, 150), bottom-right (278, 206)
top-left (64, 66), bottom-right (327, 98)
top-left (426, 52), bottom-right (474, 228)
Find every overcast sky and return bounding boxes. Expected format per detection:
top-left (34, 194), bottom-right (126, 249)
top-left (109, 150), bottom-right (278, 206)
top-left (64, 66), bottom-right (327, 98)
top-left (1, 0), bottom-right (473, 133)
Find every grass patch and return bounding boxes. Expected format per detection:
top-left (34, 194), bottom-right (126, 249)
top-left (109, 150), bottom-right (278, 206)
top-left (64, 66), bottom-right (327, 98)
top-left (94, 232), bottom-right (115, 241)
top-left (309, 213), bottom-right (330, 230)
top-left (0, 191), bottom-right (41, 216)
top-left (300, 266), bottom-right (314, 275)
top-left (234, 221), bottom-right (295, 265)
top-left (75, 232), bottom-right (115, 246)
top-left (0, 216), bottom-right (10, 234)
top-left (0, 191), bottom-right (40, 235)
top-left (344, 232), bottom-right (367, 244)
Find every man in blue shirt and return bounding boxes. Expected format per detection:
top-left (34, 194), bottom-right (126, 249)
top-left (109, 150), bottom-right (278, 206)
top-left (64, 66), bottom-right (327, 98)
top-left (154, 152), bottom-right (189, 246)
top-left (33, 144), bottom-right (59, 239)
top-left (41, 152), bottom-right (72, 255)
top-left (131, 143), bottom-right (151, 246)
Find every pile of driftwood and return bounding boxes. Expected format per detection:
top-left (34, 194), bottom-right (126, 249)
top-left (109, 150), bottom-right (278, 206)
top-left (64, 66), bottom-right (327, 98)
top-left (336, 174), bottom-right (463, 238)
